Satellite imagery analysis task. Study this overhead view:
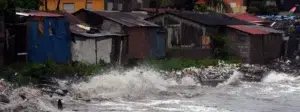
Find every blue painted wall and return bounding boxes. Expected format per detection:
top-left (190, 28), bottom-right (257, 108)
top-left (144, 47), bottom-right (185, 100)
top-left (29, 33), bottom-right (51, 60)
top-left (28, 17), bottom-right (70, 63)
top-left (150, 28), bottom-right (166, 58)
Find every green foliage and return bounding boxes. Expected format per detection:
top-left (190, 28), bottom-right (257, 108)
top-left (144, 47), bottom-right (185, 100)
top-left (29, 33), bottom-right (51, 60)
top-left (160, 0), bottom-right (173, 8)
top-left (14, 0), bottom-right (43, 9)
top-left (288, 25), bottom-right (296, 33)
top-left (0, 0), bottom-right (8, 10)
top-left (0, 60), bottom-right (107, 85)
top-left (211, 36), bottom-right (230, 59)
top-left (205, 0), bottom-right (228, 13)
top-left (194, 4), bottom-right (208, 12)
top-left (0, 0), bottom-right (43, 10)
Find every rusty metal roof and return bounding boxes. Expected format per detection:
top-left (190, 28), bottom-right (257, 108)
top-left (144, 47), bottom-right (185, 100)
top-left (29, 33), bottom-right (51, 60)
top-left (127, 12), bottom-right (150, 19)
top-left (225, 13), bottom-right (269, 23)
top-left (139, 8), bottom-right (176, 13)
top-left (146, 11), bottom-right (253, 26)
top-left (77, 9), bottom-right (159, 27)
top-left (16, 11), bottom-right (62, 17)
top-left (228, 25), bottom-right (283, 35)
top-left (62, 12), bottom-right (86, 25)
top-left (70, 25), bottom-right (126, 38)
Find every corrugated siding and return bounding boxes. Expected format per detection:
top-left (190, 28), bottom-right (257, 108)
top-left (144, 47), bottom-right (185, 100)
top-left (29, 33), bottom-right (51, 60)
top-left (226, 29), bottom-right (251, 63)
top-left (250, 35), bottom-right (264, 64)
top-left (28, 17), bottom-right (70, 63)
top-left (71, 37), bottom-right (96, 63)
top-left (262, 34), bottom-right (283, 63)
top-left (71, 37), bottom-right (114, 64)
top-left (150, 28), bottom-right (166, 58)
top-left (96, 38), bottom-right (112, 63)
top-left (127, 27), bottom-right (150, 59)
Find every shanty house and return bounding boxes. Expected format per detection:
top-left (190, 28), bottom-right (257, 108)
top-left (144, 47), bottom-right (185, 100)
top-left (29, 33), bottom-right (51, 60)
top-left (74, 9), bottom-right (166, 60)
top-left (146, 11), bottom-right (251, 59)
top-left (64, 12), bottom-right (127, 64)
top-left (16, 11), bottom-right (71, 63)
top-left (227, 25), bottom-right (283, 64)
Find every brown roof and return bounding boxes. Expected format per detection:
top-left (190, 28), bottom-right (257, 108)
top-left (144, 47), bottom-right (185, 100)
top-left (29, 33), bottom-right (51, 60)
top-left (75, 9), bottom-right (159, 27)
top-left (140, 8), bottom-right (176, 13)
top-left (228, 25), bottom-right (283, 35)
top-left (147, 11), bottom-right (253, 26)
top-left (70, 25), bottom-right (126, 38)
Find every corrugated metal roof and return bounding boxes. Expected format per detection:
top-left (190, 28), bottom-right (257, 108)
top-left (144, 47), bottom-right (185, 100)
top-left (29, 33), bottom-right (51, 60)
top-left (226, 13), bottom-right (269, 23)
top-left (16, 11), bottom-right (62, 17)
top-left (249, 25), bottom-right (283, 34)
top-left (172, 11), bottom-right (253, 25)
top-left (62, 12), bottom-right (86, 25)
top-left (228, 25), bottom-right (283, 35)
top-left (70, 25), bottom-right (126, 38)
top-left (146, 11), bottom-right (253, 26)
top-left (127, 12), bottom-right (150, 19)
top-left (140, 8), bottom-right (176, 13)
top-left (82, 9), bottom-right (159, 27)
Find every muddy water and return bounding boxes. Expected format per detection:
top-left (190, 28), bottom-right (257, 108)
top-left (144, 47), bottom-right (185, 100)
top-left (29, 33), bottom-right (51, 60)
top-left (1, 66), bottom-right (300, 112)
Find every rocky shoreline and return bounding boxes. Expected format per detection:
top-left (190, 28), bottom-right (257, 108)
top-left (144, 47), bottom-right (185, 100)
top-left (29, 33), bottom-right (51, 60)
top-left (1, 59), bottom-right (300, 111)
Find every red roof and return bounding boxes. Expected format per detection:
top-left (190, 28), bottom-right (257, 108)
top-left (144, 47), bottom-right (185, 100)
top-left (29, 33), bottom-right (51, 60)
top-left (196, 0), bottom-right (206, 4)
top-left (226, 13), bottom-right (268, 23)
top-left (140, 8), bottom-right (176, 13)
top-left (228, 25), bottom-right (268, 35)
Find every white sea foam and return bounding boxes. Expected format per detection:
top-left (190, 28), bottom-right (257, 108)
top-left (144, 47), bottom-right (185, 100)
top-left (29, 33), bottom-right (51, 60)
top-left (263, 71), bottom-right (300, 83)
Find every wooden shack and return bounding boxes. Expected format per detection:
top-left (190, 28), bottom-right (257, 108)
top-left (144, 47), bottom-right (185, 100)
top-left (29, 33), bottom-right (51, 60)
top-left (146, 11), bottom-right (251, 59)
top-left (227, 25), bottom-right (283, 64)
top-left (74, 9), bottom-right (166, 60)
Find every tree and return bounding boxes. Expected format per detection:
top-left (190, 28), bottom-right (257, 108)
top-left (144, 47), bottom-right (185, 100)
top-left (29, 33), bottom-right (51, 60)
top-left (160, 0), bottom-right (173, 8)
top-left (205, 0), bottom-right (228, 13)
top-left (56, 0), bottom-right (61, 11)
top-left (0, 0), bottom-right (8, 11)
top-left (14, 0), bottom-right (43, 10)
top-left (194, 3), bottom-right (208, 12)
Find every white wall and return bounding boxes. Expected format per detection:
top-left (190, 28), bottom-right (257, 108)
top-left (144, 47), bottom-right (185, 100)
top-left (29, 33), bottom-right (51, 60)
top-left (71, 38), bottom-right (96, 64)
top-left (97, 38), bottom-right (112, 63)
top-left (71, 37), bottom-right (113, 64)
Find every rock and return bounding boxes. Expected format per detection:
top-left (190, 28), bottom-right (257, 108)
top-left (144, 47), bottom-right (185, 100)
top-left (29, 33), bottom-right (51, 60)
top-left (0, 94), bottom-right (10, 103)
top-left (55, 89), bottom-right (65, 95)
top-left (0, 81), bottom-right (6, 92)
top-left (19, 94), bottom-right (26, 100)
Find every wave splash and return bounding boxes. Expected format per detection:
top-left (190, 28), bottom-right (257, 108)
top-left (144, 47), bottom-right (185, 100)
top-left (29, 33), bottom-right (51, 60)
top-left (71, 67), bottom-right (199, 100)
top-left (263, 71), bottom-right (300, 83)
